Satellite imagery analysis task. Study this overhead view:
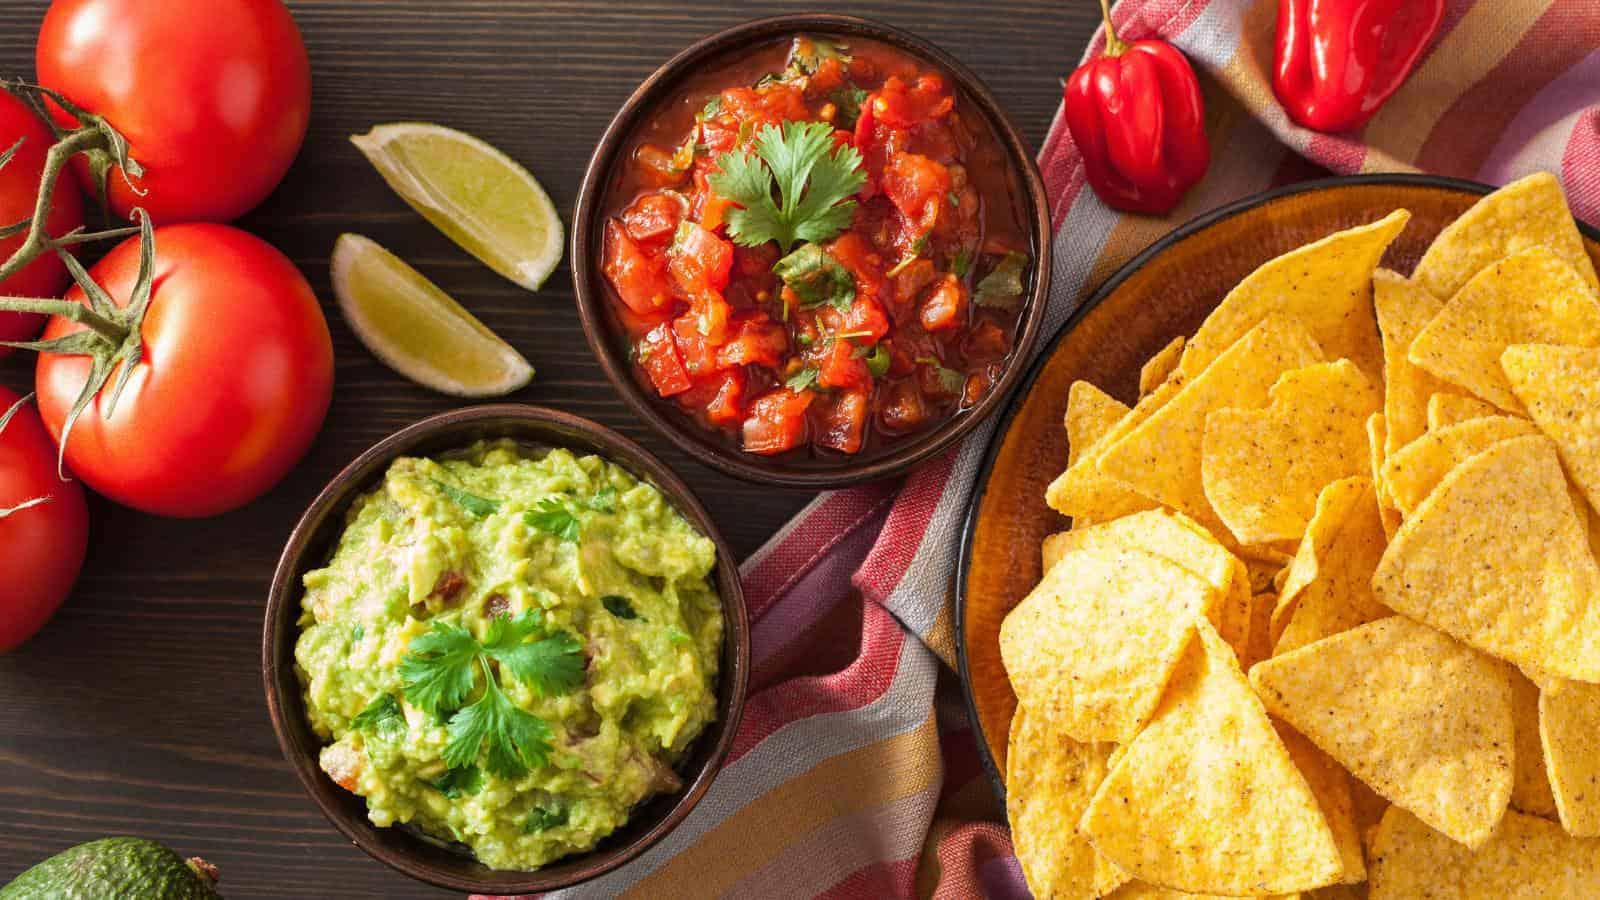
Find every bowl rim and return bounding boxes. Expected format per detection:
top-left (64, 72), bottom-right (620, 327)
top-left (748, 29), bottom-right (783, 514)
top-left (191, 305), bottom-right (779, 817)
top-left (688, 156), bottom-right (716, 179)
top-left (261, 403), bottom-right (750, 893)
top-left (952, 172), bottom-right (1600, 806)
top-left (571, 12), bottom-right (1053, 489)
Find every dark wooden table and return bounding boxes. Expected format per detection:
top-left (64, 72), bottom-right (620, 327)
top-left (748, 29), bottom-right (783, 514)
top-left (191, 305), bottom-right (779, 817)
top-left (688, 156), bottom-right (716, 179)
top-left (0, 2), bottom-right (1092, 895)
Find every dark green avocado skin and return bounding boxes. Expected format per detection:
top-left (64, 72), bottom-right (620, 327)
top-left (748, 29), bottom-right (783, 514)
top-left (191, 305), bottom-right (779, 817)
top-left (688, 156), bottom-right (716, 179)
top-left (0, 837), bottom-right (221, 899)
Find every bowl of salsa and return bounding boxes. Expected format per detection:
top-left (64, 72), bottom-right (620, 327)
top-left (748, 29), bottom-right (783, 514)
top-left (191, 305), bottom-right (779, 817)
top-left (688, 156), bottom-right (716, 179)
top-left (574, 14), bottom-right (1051, 487)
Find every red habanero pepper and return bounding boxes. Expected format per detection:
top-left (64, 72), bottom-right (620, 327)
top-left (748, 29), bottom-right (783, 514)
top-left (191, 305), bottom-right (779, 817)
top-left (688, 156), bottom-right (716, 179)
top-left (1064, 0), bottom-right (1210, 216)
top-left (1274, 0), bottom-right (1445, 133)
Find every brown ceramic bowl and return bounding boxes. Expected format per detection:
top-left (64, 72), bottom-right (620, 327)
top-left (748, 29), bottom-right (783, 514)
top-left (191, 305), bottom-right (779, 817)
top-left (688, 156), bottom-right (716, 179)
top-left (262, 405), bottom-right (749, 894)
top-left (572, 13), bottom-right (1052, 489)
top-left (954, 174), bottom-right (1600, 802)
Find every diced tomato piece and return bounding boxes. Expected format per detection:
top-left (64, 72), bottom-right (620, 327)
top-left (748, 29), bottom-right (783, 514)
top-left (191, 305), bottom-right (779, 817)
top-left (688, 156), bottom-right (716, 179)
top-left (806, 56), bottom-right (848, 96)
top-left (918, 274), bottom-right (967, 332)
top-left (814, 389), bottom-right (870, 454)
top-left (825, 232), bottom-right (887, 301)
top-left (882, 152), bottom-right (952, 236)
top-left (720, 84), bottom-right (809, 127)
top-left (603, 221), bottom-right (673, 316)
top-left (817, 295), bottom-right (890, 345)
top-left (638, 322), bottom-right (693, 397)
top-left (620, 191), bottom-right (684, 247)
top-left (703, 369), bottom-right (747, 427)
top-left (892, 257), bottom-right (938, 304)
top-left (698, 190), bottom-right (734, 233)
top-left (668, 222), bottom-right (734, 295)
top-left (742, 388), bottom-right (814, 455)
top-left (877, 379), bottom-right (931, 434)
top-left (672, 311), bottom-right (727, 377)
top-left (815, 337), bottom-right (871, 391)
top-left (716, 312), bottom-right (788, 370)
top-left (872, 75), bottom-right (954, 129)
top-left (633, 143), bottom-right (689, 188)
top-left (700, 118), bottom-right (739, 154)
top-left (964, 318), bottom-right (1010, 361)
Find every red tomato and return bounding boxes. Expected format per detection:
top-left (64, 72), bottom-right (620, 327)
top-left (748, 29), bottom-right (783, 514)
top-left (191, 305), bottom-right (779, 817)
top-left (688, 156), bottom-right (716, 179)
top-left (814, 338), bottom-right (871, 391)
top-left (742, 388), bottom-right (814, 455)
top-left (882, 152), bottom-right (952, 236)
top-left (36, 0), bottom-right (311, 223)
top-left (814, 389), bottom-right (869, 454)
top-left (918, 274), bottom-right (968, 332)
top-left (620, 191), bottom-right (684, 247)
top-left (33, 224), bottom-right (333, 517)
top-left (603, 221), bottom-right (673, 316)
top-left (667, 223), bottom-right (734, 296)
top-left (638, 322), bottom-right (692, 397)
top-left (0, 386), bottom-right (88, 653)
top-left (0, 90), bottom-right (86, 352)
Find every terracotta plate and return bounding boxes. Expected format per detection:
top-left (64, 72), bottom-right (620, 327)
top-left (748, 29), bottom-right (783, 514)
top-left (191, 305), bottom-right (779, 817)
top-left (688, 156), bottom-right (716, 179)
top-left (954, 174), bottom-right (1600, 803)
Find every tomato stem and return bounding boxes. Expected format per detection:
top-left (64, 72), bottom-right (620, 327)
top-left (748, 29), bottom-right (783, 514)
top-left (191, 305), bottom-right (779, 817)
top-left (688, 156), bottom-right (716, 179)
top-left (0, 125), bottom-right (109, 286)
top-left (1099, 0), bottom-right (1129, 57)
top-left (0, 295), bottom-right (126, 343)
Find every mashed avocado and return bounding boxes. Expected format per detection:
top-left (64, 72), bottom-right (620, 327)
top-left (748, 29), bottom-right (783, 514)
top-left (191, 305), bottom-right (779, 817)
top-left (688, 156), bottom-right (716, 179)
top-left (294, 440), bottom-right (722, 871)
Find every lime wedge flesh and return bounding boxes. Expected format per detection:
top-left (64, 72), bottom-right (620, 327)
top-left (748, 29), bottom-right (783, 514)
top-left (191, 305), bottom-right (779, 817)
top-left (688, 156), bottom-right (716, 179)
top-left (351, 122), bottom-right (564, 291)
top-left (332, 233), bottom-right (534, 397)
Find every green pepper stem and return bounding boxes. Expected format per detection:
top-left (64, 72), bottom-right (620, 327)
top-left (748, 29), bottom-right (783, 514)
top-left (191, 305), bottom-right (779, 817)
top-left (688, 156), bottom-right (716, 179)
top-left (1099, 0), bottom-right (1129, 57)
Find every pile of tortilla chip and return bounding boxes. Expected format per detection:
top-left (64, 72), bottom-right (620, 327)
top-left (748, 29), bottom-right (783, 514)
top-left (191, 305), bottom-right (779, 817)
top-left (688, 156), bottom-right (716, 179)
top-left (1005, 173), bottom-right (1600, 899)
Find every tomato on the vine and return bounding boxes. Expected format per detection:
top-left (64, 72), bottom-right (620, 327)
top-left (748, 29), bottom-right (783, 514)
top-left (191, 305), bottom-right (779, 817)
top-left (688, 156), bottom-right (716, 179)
top-left (34, 223), bottom-right (334, 518)
top-left (35, 0), bottom-right (312, 224)
top-left (0, 89), bottom-right (85, 351)
top-left (0, 386), bottom-right (88, 653)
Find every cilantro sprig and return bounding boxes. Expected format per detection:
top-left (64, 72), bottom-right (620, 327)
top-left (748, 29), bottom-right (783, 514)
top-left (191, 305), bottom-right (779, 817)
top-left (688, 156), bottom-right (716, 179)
top-left (973, 252), bottom-right (1029, 309)
top-left (773, 243), bottom-right (855, 312)
top-left (708, 121), bottom-right (866, 253)
top-left (398, 613), bottom-right (585, 780)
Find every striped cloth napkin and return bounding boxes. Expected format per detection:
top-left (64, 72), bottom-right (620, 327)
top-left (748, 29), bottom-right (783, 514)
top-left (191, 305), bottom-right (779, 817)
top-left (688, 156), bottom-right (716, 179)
top-left (496, 0), bottom-right (1600, 896)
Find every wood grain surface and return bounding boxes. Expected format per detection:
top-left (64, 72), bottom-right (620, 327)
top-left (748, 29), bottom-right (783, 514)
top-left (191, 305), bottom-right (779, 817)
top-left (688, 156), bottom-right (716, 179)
top-left (0, 1), bottom-right (1094, 896)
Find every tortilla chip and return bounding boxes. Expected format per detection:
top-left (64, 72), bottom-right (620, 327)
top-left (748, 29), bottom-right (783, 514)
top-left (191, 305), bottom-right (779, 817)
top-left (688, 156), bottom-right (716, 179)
top-left (1365, 413), bottom-right (1402, 539)
top-left (1202, 360), bottom-right (1381, 546)
top-left (1178, 211), bottom-right (1407, 384)
top-left (1006, 704), bottom-right (1122, 898)
top-left (1379, 415), bottom-right (1540, 515)
top-left (1046, 380), bottom-right (1176, 524)
top-left (1368, 806), bottom-right (1600, 899)
top-left (1107, 882), bottom-right (1300, 900)
top-left (1097, 316), bottom-right (1325, 530)
top-left (1140, 335), bottom-right (1186, 397)
top-left (1408, 246), bottom-right (1600, 413)
top-left (1246, 558), bottom-right (1282, 593)
top-left (1540, 678), bottom-right (1600, 837)
top-left (1250, 617), bottom-right (1515, 848)
top-left (1503, 343), bottom-right (1600, 519)
top-left (1276, 722), bottom-right (1366, 883)
top-left (1374, 268), bottom-right (1452, 456)
top-left (1427, 392), bottom-right (1500, 431)
top-left (1067, 380), bottom-right (1131, 468)
top-left (1507, 666), bottom-right (1558, 819)
top-left (1000, 546), bottom-right (1215, 743)
top-left (1372, 434), bottom-right (1600, 681)
top-left (1242, 592), bottom-right (1277, 671)
top-left (1271, 478), bottom-right (1392, 655)
top-left (1081, 624), bottom-right (1344, 895)
top-left (1412, 171), bottom-right (1600, 302)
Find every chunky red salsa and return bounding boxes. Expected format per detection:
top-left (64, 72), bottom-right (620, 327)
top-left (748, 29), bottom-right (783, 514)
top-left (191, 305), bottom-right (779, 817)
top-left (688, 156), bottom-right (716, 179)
top-left (601, 35), bottom-right (1032, 457)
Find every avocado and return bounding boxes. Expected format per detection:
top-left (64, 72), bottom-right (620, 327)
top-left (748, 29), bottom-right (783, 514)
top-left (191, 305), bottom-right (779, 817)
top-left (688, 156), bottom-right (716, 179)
top-left (0, 837), bottom-right (220, 899)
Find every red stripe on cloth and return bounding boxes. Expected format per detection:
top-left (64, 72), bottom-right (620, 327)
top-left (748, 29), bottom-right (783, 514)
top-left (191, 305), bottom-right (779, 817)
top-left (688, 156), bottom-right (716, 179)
top-left (727, 601), bottom-right (907, 763)
top-left (1563, 108), bottom-right (1600, 226)
top-left (741, 480), bottom-right (901, 620)
top-left (851, 448), bottom-right (958, 605)
top-left (1304, 130), bottom-right (1370, 175)
top-left (814, 857), bottom-right (919, 900)
top-left (1415, 0), bottom-right (1600, 176)
top-left (932, 821), bottom-right (1020, 900)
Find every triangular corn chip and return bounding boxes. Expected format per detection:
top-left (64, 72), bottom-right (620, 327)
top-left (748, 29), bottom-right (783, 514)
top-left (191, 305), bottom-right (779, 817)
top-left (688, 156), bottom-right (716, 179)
top-left (1374, 268), bottom-right (1452, 456)
top-left (1508, 666), bottom-right (1558, 819)
top-left (1081, 624), bottom-right (1344, 895)
top-left (1539, 677), bottom-right (1600, 837)
top-left (1271, 478), bottom-right (1391, 655)
top-left (1202, 361), bottom-right (1380, 546)
top-left (1066, 380), bottom-right (1130, 468)
top-left (1140, 335), bottom-right (1185, 397)
top-left (1408, 246), bottom-right (1600, 413)
top-left (1427, 393), bottom-right (1500, 431)
top-left (1412, 171), bottom-right (1600, 301)
top-left (1373, 434), bottom-right (1600, 681)
top-left (1368, 806), bottom-right (1600, 899)
top-left (1242, 591), bottom-right (1277, 671)
top-left (1097, 316), bottom-right (1325, 532)
top-left (1046, 380), bottom-right (1175, 524)
top-left (1006, 704), bottom-right (1124, 898)
top-left (1502, 343), bottom-right (1600, 518)
top-left (1379, 415), bottom-right (1539, 515)
top-left (1107, 882), bottom-right (1301, 899)
top-left (1365, 413), bottom-right (1402, 539)
top-left (1276, 721), bottom-right (1366, 883)
top-left (1177, 212), bottom-right (1407, 383)
top-left (1000, 546), bottom-right (1215, 743)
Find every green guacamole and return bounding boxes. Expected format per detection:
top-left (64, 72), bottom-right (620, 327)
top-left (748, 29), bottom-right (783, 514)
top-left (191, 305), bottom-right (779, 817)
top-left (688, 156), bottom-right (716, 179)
top-left (294, 440), bottom-right (722, 871)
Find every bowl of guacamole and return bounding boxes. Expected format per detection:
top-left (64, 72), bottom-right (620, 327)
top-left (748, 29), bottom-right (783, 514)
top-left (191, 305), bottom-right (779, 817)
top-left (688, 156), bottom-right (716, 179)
top-left (264, 406), bottom-right (748, 894)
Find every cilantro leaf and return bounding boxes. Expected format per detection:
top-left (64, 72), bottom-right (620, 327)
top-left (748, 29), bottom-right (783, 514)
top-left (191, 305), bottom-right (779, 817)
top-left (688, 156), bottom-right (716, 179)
top-left (491, 630), bottom-right (586, 696)
top-left (786, 367), bottom-right (821, 392)
top-left (831, 87), bottom-right (870, 129)
top-left (602, 595), bottom-right (639, 620)
top-left (973, 252), bottom-right (1029, 309)
top-left (918, 356), bottom-right (967, 395)
top-left (525, 801), bottom-right (569, 833)
top-left (587, 486), bottom-right (618, 513)
top-left (429, 764), bottom-right (484, 798)
top-left (950, 247), bottom-right (973, 279)
top-left (525, 498), bottom-right (581, 543)
top-left (442, 664), bottom-right (554, 779)
top-left (697, 95), bottom-right (723, 122)
top-left (708, 121), bottom-right (865, 252)
top-left (787, 36), bottom-right (851, 76)
top-left (480, 611), bottom-right (545, 653)
top-left (351, 693), bottom-right (406, 741)
top-left (433, 480), bottom-right (500, 517)
top-left (773, 243), bottom-right (855, 311)
top-left (398, 621), bottom-right (481, 718)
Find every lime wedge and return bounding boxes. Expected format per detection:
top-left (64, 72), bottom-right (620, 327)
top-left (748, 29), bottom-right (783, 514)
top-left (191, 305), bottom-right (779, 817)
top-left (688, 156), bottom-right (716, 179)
top-left (331, 233), bottom-right (534, 397)
top-left (351, 122), bottom-right (564, 291)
